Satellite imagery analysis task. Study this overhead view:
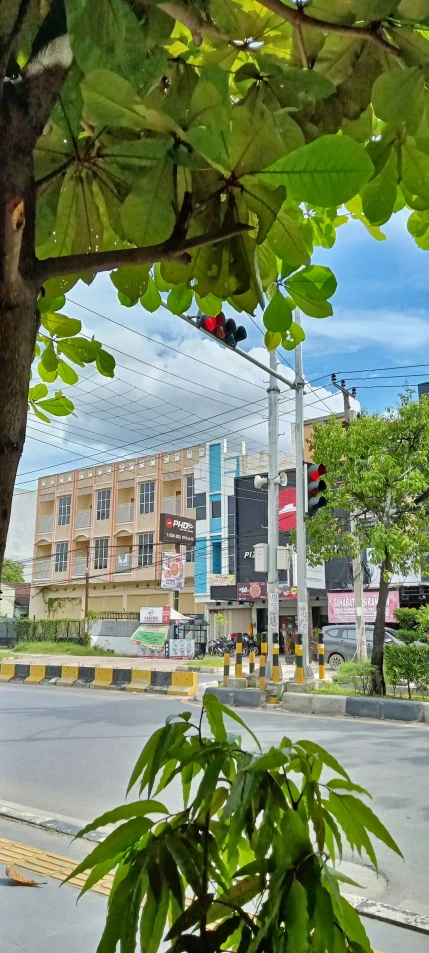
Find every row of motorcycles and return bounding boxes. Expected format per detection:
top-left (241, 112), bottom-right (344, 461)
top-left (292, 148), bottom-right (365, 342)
top-left (207, 634), bottom-right (259, 657)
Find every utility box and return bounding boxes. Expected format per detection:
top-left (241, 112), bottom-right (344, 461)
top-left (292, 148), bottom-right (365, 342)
top-left (254, 543), bottom-right (267, 572)
top-left (277, 546), bottom-right (291, 570)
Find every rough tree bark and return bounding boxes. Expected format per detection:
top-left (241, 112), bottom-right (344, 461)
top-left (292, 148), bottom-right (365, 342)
top-left (0, 30), bottom-right (72, 578)
top-left (371, 549), bottom-right (391, 695)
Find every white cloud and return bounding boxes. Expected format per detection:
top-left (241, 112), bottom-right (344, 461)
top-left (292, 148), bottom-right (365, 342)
top-left (302, 308), bottom-right (429, 357)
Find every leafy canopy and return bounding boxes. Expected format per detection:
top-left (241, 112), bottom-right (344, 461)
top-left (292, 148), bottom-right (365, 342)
top-left (11, 0), bottom-right (429, 418)
top-left (305, 392), bottom-right (429, 577)
top-left (1, 558), bottom-right (25, 584)
top-left (68, 697), bottom-right (401, 953)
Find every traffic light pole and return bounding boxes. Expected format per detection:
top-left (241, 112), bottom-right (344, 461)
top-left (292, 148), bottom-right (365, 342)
top-left (294, 311), bottom-right (312, 679)
top-left (267, 348), bottom-right (280, 679)
top-left (331, 377), bottom-right (367, 661)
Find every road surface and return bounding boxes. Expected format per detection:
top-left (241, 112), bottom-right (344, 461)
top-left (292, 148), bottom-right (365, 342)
top-left (0, 683), bottom-right (428, 916)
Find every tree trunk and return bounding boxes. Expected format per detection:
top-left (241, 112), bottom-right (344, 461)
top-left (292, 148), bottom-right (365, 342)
top-left (371, 550), bottom-right (391, 695)
top-left (0, 130), bottom-right (39, 580)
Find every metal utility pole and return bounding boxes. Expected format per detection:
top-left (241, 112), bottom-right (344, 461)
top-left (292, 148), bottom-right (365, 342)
top-left (267, 349), bottom-right (280, 678)
top-left (84, 548), bottom-right (90, 647)
top-left (331, 376), bottom-right (367, 660)
top-left (174, 542), bottom-right (180, 613)
top-left (294, 311), bottom-right (312, 678)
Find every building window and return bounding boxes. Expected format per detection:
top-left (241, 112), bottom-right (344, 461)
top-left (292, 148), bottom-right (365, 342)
top-left (96, 489), bottom-right (111, 520)
top-left (186, 475), bottom-right (195, 508)
top-left (54, 541), bottom-right (68, 573)
top-left (94, 538), bottom-right (109, 570)
top-left (211, 499), bottom-right (221, 519)
top-left (138, 533), bottom-right (154, 566)
top-left (58, 495), bottom-right (71, 526)
top-left (185, 543), bottom-right (195, 563)
top-left (212, 540), bottom-right (222, 574)
top-left (140, 481), bottom-right (155, 514)
top-left (195, 492), bottom-right (206, 521)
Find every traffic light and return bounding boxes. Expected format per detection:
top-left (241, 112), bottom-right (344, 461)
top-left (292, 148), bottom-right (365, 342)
top-left (307, 463), bottom-right (327, 516)
top-left (197, 312), bottom-right (247, 349)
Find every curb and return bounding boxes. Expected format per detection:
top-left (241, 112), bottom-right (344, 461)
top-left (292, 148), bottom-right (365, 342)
top-left (343, 893), bottom-right (429, 936)
top-left (0, 800), bottom-right (107, 842)
top-left (0, 662), bottom-right (197, 697)
top-left (1, 802), bottom-right (428, 937)
top-left (281, 692), bottom-right (429, 723)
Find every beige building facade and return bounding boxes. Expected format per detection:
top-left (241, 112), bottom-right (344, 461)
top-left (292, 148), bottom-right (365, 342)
top-left (30, 444), bottom-right (206, 619)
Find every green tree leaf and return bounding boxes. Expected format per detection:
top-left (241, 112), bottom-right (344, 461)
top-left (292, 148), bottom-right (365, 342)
top-left (167, 285), bottom-right (193, 315)
top-left (263, 290), bottom-right (293, 332)
top-left (76, 799), bottom-right (168, 840)
top-left (81, 69), bottom-right (184, 136)
top-left (266, 208), bottom-right (310, 270)
top-left (286, 271), bottom-right (334, 318)
top-left (372, 66), bottom-right (425, 127)
top-left (40, 342), bottom-right (59, 373)
top-left (96, 348), bottom-right (116, 378)
top-left (111, 266), bottom-right (150, 305)
top-left (263, 135), bottom-right (374, 207)
top-left (40, 313), bottom-right (82, 338)
top-left (141, 276), bottom-right (162, 313)
top-left (57, 360), bottom-right (79, 385)
top-left (281, 321), bottom-right (305, 350)
top-left (265, 329), bottom-right (282, 350)
top-left (141, 886), bottom-right (169, 953)
top-left (121, 160), bottom-right (175, 247)
top-left (362, 150), bottom-right (398, 225)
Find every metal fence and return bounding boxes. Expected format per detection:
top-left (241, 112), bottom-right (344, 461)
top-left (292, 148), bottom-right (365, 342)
top-left (0, 618), bottom-right (85, 647)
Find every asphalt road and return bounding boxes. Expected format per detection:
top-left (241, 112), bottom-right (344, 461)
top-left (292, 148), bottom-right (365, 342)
top-left (1, 683), bottom-right (428, 916)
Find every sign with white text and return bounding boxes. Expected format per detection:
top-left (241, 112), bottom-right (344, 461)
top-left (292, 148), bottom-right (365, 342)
top-left (328, 590), bottom-right (400, 624)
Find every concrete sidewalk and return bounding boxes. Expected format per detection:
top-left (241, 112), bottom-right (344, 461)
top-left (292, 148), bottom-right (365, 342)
top-left (0, 816), bottom-right (427, 952)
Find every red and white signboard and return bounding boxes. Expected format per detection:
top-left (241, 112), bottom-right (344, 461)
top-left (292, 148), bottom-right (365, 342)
top-left (327, 590), bottom-right (400, 624)
top-left (278, 488), bottom-right (296, 532)
top-left (139, 606), bottom-right (171, 624)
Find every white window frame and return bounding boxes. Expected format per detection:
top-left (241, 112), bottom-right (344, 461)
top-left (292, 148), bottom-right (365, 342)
top-left (94, 537), bottom-right (109, 570)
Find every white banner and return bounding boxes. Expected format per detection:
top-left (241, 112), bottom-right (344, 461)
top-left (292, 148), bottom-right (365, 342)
top-left (168, 639), bottom-right (195, 658)
top-left (161, 552), bottom-right (185, 590)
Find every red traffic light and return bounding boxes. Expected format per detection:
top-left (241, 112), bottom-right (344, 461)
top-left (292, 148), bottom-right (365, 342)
top-left (307, 463), bottom-right (327, 516)
top-left (309, 464), bottom-right (327, 482)
top-left (197, 312), bottom-right (247, 349)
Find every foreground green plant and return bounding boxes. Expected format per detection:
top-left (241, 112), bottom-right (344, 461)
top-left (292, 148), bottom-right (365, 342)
top-left (68, 696), bottom-right (401, 953)
top-left (335, 661), bottom-right (377, 695)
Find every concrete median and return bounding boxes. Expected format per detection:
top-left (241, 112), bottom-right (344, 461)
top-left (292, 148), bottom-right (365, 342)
top-left (0, 661), bottom-right (197, 697)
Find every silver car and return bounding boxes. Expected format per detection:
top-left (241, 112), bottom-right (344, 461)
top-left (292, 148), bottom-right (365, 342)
top-left (322, 624), bottom-right (403, 669)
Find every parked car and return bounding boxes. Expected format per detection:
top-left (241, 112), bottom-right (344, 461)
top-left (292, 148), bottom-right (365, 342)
top-left (322, 624), bottom-right (403, 668)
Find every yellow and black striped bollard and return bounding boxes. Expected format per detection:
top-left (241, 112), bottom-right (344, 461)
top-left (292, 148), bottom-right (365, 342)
top-left (318, 632), bottom-right (325, 681)
top-left (295, 633), bottom-right (304, 685)
top-left (259, 637), bottom-right (267, 690)
top-left (273, 633), bottom-right (280, 684)
top-left (235, 634), bottom-right (243, 678)
top-left (223, 652), bottom-right (230, 687)
top-left (249, 650), bottom-right (255, 675)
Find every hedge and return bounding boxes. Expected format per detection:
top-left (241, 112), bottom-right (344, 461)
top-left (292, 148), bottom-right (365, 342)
top-left (384, 643), bottom-right (429, 699)
top-left (14, 618), bottom-right (84, 643)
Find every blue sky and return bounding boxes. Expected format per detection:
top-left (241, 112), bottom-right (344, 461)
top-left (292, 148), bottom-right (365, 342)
top-left (16, 210), bottom-right (429, 490)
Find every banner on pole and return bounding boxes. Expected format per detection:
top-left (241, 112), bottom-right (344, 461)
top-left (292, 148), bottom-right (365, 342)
top-left (161, 552), bottom-right (185, 590)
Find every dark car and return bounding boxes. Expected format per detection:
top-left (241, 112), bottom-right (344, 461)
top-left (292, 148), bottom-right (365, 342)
top-left (322, 624), bottom-right (403, 668)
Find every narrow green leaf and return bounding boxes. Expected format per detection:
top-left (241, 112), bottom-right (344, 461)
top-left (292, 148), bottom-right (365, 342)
top-left (339, 795), bottom-right (403, 856)
top-left (65, 817), bottom-right (153, 883)
top-left (284, 879), bottom-right (309, 953)
top-left (141, 885), bottom-right (169, 953)
top-left (339, 895), bottom-right (372, 953)
top-left (296, 741), bottom-right (350, 781)
top-left (327, 779), bottom-right (371, 797)
top-left (75, 800), bottom-right (168, 840)
top-left (204, 696), bottom-right (261, 750)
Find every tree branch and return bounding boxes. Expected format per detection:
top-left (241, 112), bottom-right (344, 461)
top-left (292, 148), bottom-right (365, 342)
top-left (21, 33), bottom-right (73, 140)
top-left (255, 0), bottom-right (400, 56)
top-left (36, 222), bottom-right (253, 283)
top-left (160, 0), bottom-right (401, 57)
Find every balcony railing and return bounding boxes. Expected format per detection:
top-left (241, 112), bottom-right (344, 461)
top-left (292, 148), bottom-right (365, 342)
top-left (116, 553), bottom-right (132, 572)
top-left (73, 556), bottom-right (87, 578)
top-left (116, 503), bottom-right (134, 523)
top-left (162, 497), bottom-right (182, 516)
top-left (76, 509), bottom-right (91, 528)
top-left (34, 559), bottom-right (51, 580)
top-left (37, 514), bottom-right (53, 534)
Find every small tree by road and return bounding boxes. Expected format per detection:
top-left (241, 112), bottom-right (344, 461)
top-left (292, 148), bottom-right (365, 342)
top-left (306, 393), bottom-right (429, 694)
top-left (1, 558), bottom-right (24, 583)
